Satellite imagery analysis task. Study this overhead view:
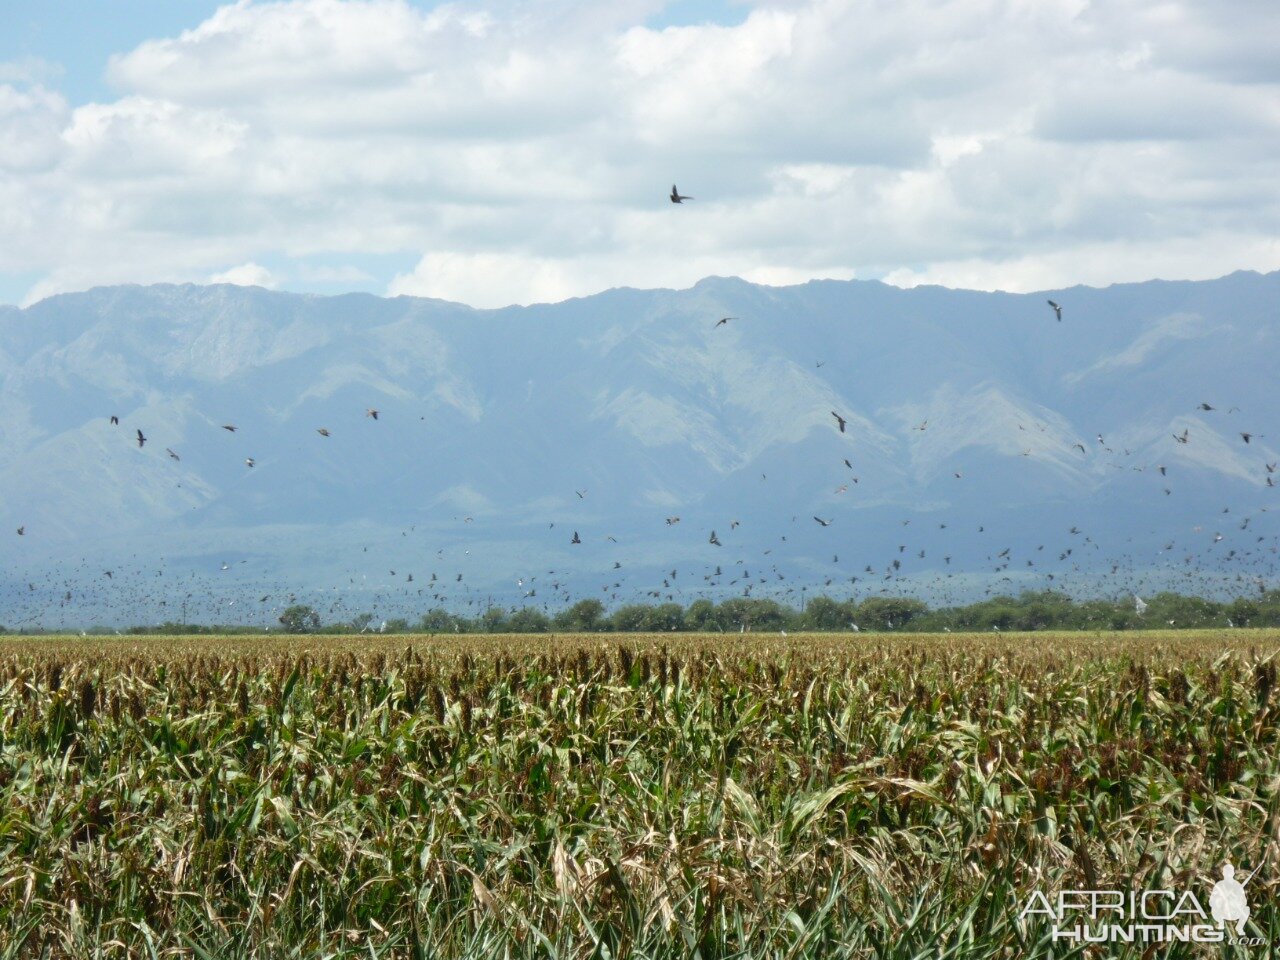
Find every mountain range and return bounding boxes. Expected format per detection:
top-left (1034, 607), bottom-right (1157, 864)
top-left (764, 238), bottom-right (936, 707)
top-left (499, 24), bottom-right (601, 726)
top-left (3, 271), bottom-right (1278, 627)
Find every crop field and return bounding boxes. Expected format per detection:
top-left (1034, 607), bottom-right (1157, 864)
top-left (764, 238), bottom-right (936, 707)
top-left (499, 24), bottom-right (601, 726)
top-left (2, 630), bottom-right (1279, 958)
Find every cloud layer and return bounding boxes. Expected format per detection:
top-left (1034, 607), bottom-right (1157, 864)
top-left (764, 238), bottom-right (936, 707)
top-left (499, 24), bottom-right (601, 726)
top-left (2, 0), bottom-right (1278, 306)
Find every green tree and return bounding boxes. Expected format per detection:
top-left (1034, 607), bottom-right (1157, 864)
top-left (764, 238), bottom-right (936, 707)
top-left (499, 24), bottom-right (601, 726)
top-left (554, 599), bottom-right (606, 632)
top-left (508, 607), bottom-right (551, 632)
top-left (801, 595), bottom-right (851, 630)
top-left (610, 604), bottom-right (653, 632)
top-left (419, 608), bottom-right (463, 633)
top-left (684, 599), bottom-right (721, 631)
top-left (718, 598), bottom-right (788, 632)
top-left (645, 602), bottom-right (686, 632)
top-left (278, 605), bottom-right (321, 634)
top-left (479, 607), bottom-right (509, 633)
top-left (855, 597), bottom-right (927, 631)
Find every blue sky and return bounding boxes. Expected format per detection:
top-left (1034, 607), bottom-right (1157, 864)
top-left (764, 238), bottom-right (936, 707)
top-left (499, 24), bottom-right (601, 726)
top-left (1, 0), bottom-right (1277, 308)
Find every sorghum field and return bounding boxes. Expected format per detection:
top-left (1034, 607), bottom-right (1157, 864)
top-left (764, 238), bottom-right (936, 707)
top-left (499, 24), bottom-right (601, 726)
top-left (1, 631), bottom-right (1278, 958)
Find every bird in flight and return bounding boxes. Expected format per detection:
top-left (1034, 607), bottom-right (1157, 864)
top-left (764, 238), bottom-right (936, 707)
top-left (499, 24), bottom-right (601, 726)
top-left (1047, 300), bottom-right (1062, 321)
top-left (575, 489), bottom-right (586, 499)
top-left (16, 526), bottom-right (23, 536)
top-left (245, 458), bottom-right (256, 468)
top-left (670, 184), bottom-right (693, 203)
top-left (570, 531), bottom-right (581, 544)
top-left (366, 409), bottom-right (379, 420)
top-left (221, 424), bottom-right (237, 432)
top-left (1241, 432), bottom-right (1260, 444)
top-left (831, 411), bottom-right (847, 433)
top-left (813, 516), bottom-right (832, 527)
top-left (1198, 402), bottom-right (1215, 411)
top-left (317, 428), bottom-right (330, 437)
top-left (665, 516), bottom-right (680, 526)
top-left (166, 448), bottom-right (180, 461)
top-left (713, 317), bottom-right (736, 329)
top-left (1174, 429), bottom-right (1189, 444)
top-left (136, 429), bottom-right (146, 448)
top-left (709, 530), bottom-right (722, 546)
top-left (109, 416), bottom-right (119, 426)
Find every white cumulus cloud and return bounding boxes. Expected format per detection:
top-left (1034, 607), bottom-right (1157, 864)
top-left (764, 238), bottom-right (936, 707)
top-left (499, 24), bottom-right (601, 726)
top-left (0, 0), bottom-right (1278, 307)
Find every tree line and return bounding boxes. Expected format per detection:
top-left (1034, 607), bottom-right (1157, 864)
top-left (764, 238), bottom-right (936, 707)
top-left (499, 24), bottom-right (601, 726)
top-left (15, 588), bottom-right (1279, 635)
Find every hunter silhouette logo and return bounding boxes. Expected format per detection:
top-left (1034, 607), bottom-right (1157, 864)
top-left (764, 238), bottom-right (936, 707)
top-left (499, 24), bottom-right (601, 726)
top-left (1209, 862), bottom-right (1254, 937)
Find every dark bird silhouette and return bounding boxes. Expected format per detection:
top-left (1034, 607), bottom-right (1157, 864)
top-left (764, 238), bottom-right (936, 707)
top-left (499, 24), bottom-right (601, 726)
top-left (1242, 432), bottom-right (1260, 444)
top-left (221, 424), bottom-right (237, 432)
top-left (166, 448), bottom-right (180, 461)
top-left (109, 416), bottom-right (118, 426)
top-left (1174, 429), bottom-right (1189, 444)
top-left (570, 531), bottom-right (581, 544)
top-left (366, 409), bottom-right (379, 420)
top-left (831, 411), bottom-right (847, 433)
top-left (709, 530), bottom-right (721, 546)
top-left (16, 526), bottom-right (23, 536)
top-left (670, 184), bottom-right (692, 203)
top-left (1199, 402), bottom-right (1215, 411)
top-left (136, 429), bottom-right (146, 448)
top-left (1047, 299), bottom-right (1062, 321)
top-left (813, 516), bottom-right (832, 527)
top-left (714, 317), bottom-right (735, 327)
top-left (245, 458), bottom-right (255, 468)
top-left (317, 428), bottom-right (330, 437)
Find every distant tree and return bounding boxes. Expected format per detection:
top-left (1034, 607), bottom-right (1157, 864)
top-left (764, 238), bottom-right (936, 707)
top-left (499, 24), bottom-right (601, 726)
top-left (645, 602), bottom-right (686, 632)
top-left (554, 599), bottom-right (606, 632)
top-left (279, 605), bottom-right (321, 634)
top-left (610, 604), bottom-right (653, 632)
top-left (718, 598), bottom-right (788, 632)
top-left (1226, 598), bottom-right (1259, 627)
top-left (479, 607), bottom-right (509, 633)
top-left (419, 608), bottom-right (463, 633)
top-left (508, 607), bottom-right (551, 633)
top-left (684, 599), bottom-right (721, 632)
top-left (856, 597), bottom-right (927, 631)
top-left (350, 612), bottom-right (374, 633)
top-left (384, 618), bottom-right (410, 633)
top-left (801, 595), bottom-right (850, 630)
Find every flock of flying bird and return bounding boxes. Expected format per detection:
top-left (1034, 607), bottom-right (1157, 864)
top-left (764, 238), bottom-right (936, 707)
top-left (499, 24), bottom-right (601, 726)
top-left (6, 186), bottom-right (1279, 628)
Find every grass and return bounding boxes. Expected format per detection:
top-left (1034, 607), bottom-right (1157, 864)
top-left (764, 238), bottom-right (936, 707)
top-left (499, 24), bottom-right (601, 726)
top-left (1, 630), bottom-right (1278, 958)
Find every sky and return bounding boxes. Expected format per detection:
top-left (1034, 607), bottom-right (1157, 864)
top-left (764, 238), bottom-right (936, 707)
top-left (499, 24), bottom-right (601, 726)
top-left (1, 0), bottom-right (1278, 309)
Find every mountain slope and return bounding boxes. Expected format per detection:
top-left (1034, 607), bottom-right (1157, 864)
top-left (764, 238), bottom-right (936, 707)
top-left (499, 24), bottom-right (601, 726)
top-left (3, 272), bottom-right (1278, 625)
